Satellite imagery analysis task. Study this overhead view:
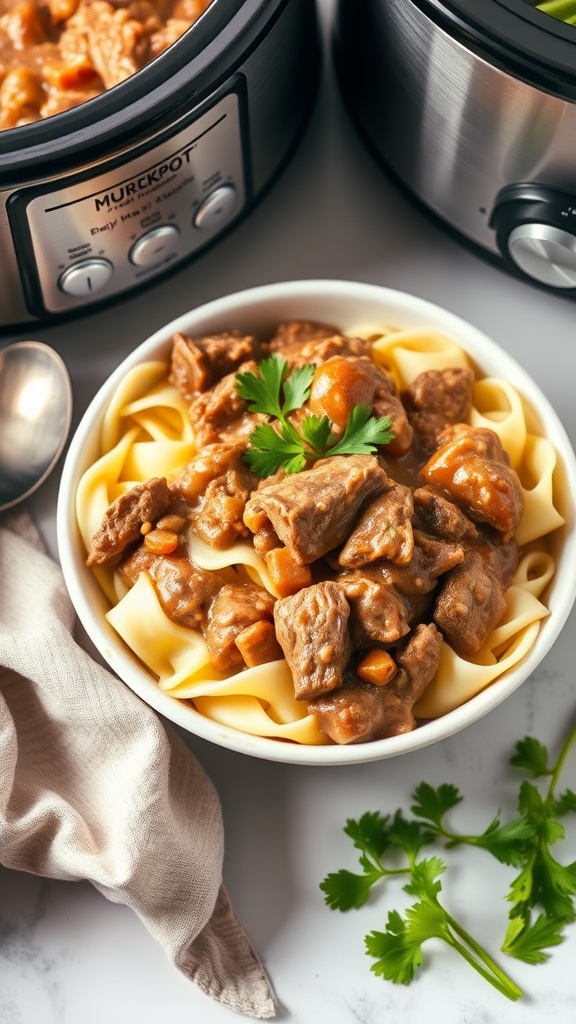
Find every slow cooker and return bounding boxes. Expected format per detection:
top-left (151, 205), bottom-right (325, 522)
top-left (0, 0), bottom-right (320, 327)
top-left (334, 0), bottom-right (576, 294)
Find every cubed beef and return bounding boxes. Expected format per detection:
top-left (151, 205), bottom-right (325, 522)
top-left (274, 581), bottom-right (352, 700)
top-left (413, 485), bottom-right (479, 542)
top-left (337, 572), bottom-right (410, 645)
top-left (265, 326), bottom-right (372, 368)
top-left (205, 583), bottom-right (276, 672)
top-left (118, 546), bottom-right (224, 631)
top-left (402, 368), bottom-right (475, 449)
top-left (338, 484), bottom-right (414, 568)
top-left (265, 320), bottom-right (341, 353)
top-left (421, 426), bottom-right (524, 539)
top-left (188, 360), bottom-right (266, 448)
top-left (373, 533), bottom-right (464, 596)
top-left (172, 442), bottom-right (257, 549)
top-left (86, 477), bottom-right (171, 567)
top-left (433, 548), bottom-right (507, 657)
top-left (309, 679), bottom-right (394, 744)
top-left (244, 454), bottom-right (388, 565)
top-left (169, 330), bottom-right (259, 401)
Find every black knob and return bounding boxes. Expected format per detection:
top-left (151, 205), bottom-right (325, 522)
top-left (490, 183), bottom-right (576, 290)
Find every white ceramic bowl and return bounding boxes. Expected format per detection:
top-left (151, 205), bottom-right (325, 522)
top-left (57, 280), bottom-right (576, 764)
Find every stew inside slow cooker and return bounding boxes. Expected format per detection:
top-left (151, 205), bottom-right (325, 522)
top-left (0, 0), bottom-right (212, 129)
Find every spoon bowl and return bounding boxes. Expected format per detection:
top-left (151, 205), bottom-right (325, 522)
top-left (0, 341), bottom-right (72, 512)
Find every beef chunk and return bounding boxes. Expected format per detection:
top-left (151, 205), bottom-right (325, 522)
top-left (395, 621), bottom-right (443, 694)
top-left (205, 583), bottom-right (276, 672)
top-left (361, 359), bottom-right (413, 457)
top-left (86, 477), bottom-right (171, 567)
top-left (244, 454), bottom-right (388, 564)
top-left (421, 426), bottom-right (524, 539)
top-left (274, 581), bottom-right (352, 700)
top-left (169, 330), bottom-right (259, 401)
top-left (402, 368), bottom-right (475, 449)
top-left (172, 442), bottom-right (257, 549)
top-left (309, 623), bottom-right (442, 744)
top-left (480, 539), bottom-right (519, 590)
top-left (265, 320), bottom-right (341, 352)
top-left (337, 572), bottom-right (410, 645)
top-left (118, 546), bottom-right (224, 631)
top-left (265, 326), bottom-right (372, 368)
top-left (433, 548), bottom-right (507, 657)
top-left (372, 533), bottom-right (464, 597)
top-left (309, 679), bottom-right (393, 744)
top-left (188, 360), bottom-right (266, 448)
top-left (413, 485), bottom-right (479, 542)
top-left (338, 484), bottom-right (414, 568)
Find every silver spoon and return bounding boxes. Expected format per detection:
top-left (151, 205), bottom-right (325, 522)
top-left (0, 340), bottom-right (72, 512)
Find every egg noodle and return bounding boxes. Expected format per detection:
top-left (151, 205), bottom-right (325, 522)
top-left (76, 325), bottom-right (565, 743)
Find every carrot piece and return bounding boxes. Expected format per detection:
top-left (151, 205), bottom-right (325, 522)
top-left (265, 546), bottom-right (312, 597)
top-left (143, 528), bottom-right (179, 555)
top-left (235, 620), bottom-right (283, 668)
top-left (357, 649), bottom-right (397, 687)
top-left (43, 60), bottom-right (99, 91)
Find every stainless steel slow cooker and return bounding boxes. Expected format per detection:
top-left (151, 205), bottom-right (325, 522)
top-left (0, 0), bottom-right (320, 326)
top-left (334, 0), bottom-right (576, 293)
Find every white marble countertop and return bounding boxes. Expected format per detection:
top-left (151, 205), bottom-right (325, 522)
top-left (2, 1), bottom-right (576, 1021)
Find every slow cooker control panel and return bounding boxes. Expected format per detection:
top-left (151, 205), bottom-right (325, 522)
top-left (7, 87), bottom-right (246, 316)
top-left (490, 184), bottom-right (576, 291)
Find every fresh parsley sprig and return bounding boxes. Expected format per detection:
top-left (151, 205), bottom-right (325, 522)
top-left (320, 719), bottom-right (576, 998)
top-left (235, 355), bottom-right (395, 477)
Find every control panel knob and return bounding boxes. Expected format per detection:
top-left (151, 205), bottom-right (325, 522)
top-left (193, 185), bottom-right (238, 231)
top-left (59, 258), bottom-right (113, 297)
top-left (490, 183), bottom-right (576, 291)
top-left (129, 224), bottom-right (180, 267)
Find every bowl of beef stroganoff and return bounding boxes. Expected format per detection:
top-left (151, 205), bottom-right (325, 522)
top-left (57, 280), bottom-right (576, 764)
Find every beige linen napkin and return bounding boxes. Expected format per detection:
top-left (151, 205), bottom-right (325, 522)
top-left (0, 507), bottom-right (276, 1019)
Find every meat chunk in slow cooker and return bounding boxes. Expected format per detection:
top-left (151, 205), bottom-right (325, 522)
top-left (0, 0), bottom-right (212, 127)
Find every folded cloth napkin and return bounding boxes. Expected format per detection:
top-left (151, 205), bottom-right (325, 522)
top-left (0, 507), bottom-right (276, 1019)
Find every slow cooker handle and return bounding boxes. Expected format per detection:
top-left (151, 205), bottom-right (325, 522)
top-left (490, 183), bottom-right (576, 291)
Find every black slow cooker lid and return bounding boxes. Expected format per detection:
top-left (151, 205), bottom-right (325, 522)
top-left (0, 0), bottom-right (288, 179)
top-left (417, 0), bottom-right (576, 94)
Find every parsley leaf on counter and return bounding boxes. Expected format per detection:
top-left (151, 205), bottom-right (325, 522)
top-left (235, 355), bottom-right (395, 476)
top-left (320, 719), bottom-right (576, 999)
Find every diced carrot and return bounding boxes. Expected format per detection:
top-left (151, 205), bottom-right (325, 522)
top-left (357, 649), bottom-right (397, 687)
top-left (43, 60), bottom-right (99, 92)
top-left (265, 546), bottom-right (312, 597)
top-left (243, 505), bottom-right (269, 534)
top-left (235, 620), bottom-right (283, 668)
top-left (143, 528), bottom-right (179, 555)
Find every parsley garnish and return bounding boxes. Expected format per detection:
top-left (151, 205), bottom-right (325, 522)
top-left (235, 355), bottom-right (395, 476)
top-left (320, 719), bottom-right (576, 1000)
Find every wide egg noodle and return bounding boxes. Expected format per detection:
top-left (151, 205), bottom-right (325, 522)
top-left (469, 377), bottom-right (526, 470)
top-left (515, 434), bottom-right (566, 546)
top-left (193, 696), bottom-right (329, 743)
top-left (513, 549), bottom-right (555, 598)
top-left (106, 572), bottom-right (326, 742)
top-left (368, 329), bottom-right (470, 389)
top-left (414, 585), bottom-right (549, 719)
top-left (187, 532), bottom-right (281, 597)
